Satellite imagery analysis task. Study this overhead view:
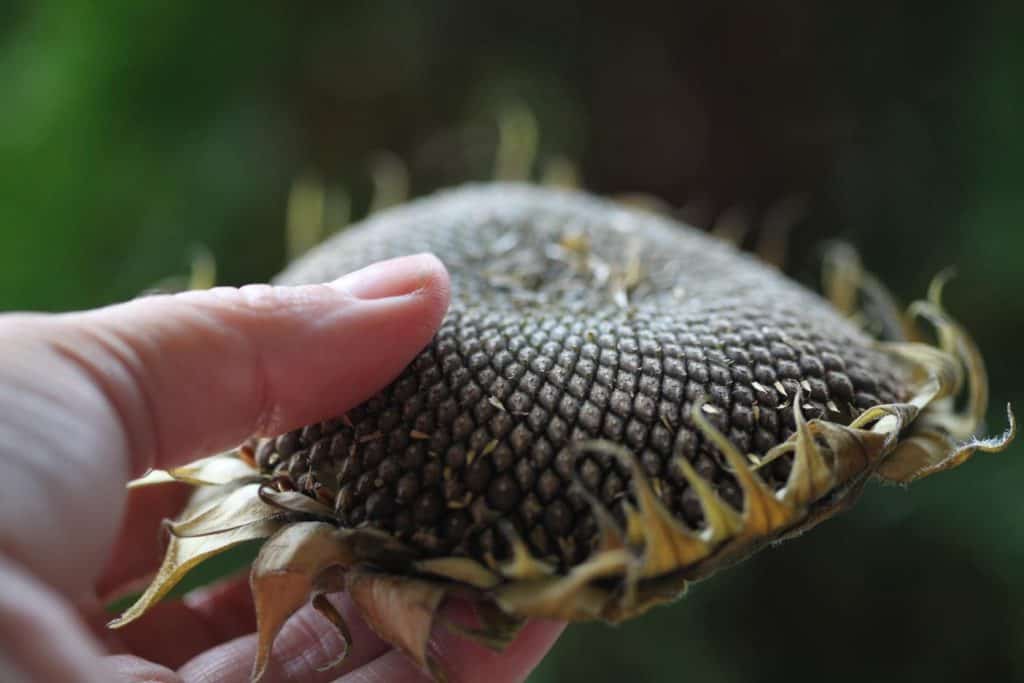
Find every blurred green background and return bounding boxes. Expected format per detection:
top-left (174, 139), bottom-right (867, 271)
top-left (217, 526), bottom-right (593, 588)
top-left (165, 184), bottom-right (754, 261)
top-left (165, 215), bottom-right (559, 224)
top-left (3, 2), bottom-right (1023, 681)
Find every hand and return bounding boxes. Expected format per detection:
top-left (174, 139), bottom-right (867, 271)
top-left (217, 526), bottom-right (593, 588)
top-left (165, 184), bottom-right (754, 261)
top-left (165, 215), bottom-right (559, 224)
top-left (0, 253), bottom-right (563, 682)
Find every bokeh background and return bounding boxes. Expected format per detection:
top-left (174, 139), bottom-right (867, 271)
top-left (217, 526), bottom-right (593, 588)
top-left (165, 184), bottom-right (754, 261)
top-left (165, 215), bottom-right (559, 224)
top-left (3, 3), bottom-right (1023, 681)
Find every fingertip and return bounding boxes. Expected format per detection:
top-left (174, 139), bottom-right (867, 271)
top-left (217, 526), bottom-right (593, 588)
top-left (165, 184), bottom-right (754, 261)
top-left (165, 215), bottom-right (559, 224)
top-left (55, 254), bottom-right (453, 477)
top-left (404, 253), bottom-right (452, 342)
top-left (339, 618), bottom-right (565, 683)
top-left (245, 254), bottom-right (450, 438)
top-left (362, 253), bottom-right (452, 340)
top-left (329, 253), bottom-right (450, 304)
top-left (427, 601), bottom-right (564, 683)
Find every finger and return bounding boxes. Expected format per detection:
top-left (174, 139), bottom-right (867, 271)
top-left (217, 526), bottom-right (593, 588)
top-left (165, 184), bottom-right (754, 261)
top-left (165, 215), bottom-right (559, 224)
top-left (96, 256), bottom-right (447, 608)
top-left (177, 594), bottom-right (565, 683)
top-left (0, 556), bottom-right (110, 683)
top-left (178, 593), bottom-right (391, 683)
top-left (56, 252), bottom-right (450, 478)
top-left (339, 605), bottom-right (565, 683)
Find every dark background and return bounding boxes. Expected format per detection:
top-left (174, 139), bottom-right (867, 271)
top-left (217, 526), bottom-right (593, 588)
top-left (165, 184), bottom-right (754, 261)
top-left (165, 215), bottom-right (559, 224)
top-left (3, 3), bottom-right (1023, 681)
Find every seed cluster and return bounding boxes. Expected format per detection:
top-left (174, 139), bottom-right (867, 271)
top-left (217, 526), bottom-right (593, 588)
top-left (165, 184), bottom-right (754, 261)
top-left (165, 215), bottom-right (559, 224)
top-left (260, 185), bottom-right (909, 571)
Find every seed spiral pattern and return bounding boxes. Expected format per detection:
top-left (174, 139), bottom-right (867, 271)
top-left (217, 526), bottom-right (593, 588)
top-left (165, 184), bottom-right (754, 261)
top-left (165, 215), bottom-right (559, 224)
top-left (258, 184), bottom-right (908, 571)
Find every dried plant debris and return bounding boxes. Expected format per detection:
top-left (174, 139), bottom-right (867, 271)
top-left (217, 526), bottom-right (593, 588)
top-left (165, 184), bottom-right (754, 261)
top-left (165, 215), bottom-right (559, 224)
top-left (111, 184), bottom-right (1015, 681)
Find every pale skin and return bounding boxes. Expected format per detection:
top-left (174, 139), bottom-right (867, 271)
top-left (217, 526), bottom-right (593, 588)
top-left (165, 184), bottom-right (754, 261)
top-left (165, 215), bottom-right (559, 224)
top-left (0, 253), bottom-right (564, 682)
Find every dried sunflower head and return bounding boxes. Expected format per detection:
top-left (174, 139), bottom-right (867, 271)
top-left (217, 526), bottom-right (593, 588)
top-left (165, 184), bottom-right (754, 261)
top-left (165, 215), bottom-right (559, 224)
top-left (110, 184), bottom-right (1015, 681)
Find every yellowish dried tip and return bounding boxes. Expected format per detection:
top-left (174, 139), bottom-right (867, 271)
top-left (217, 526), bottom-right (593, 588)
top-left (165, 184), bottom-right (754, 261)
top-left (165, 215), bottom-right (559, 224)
top-left (286, 173), bottom-right (326, 260)
top-left (495, 548), bottom-right (631, 621)
top-left (926, 266), bottom-right (958, 309)
top-left (494, 102), bottom-right (538, 182)
top-left (755, 194), bottom-right (807, 269)
top-left (142, 243), bottom-right (217, 294)
top-left (186, 244), bottom-right (217, 291)
top-left (672, 456), bottom-right (743, 543)
top-left (823, 262), bottom-right (1017, 486)
top-left (709, 205), bottom-right (751, 247)
top-left (415, 557), bottom-right (502, 589)
top-left (541, 155), bottom-right (580, 189)
top-left (613, 193), bottom-right (676, 216)
top-left (821, 242), bottom-right (863, 318)
top-left (691, 400), bottom-right (798, 536)
top-left (368, 150), bottom-right (410, 213)
top-left (878, 404), bottom-right (1017, 485)
top-left (577, 440), bottom-right (713, 578)
top-left (780, 390), bottom-right (836, 506)
top-left (909, 299), bottom-right (987, 437)
top-left (497, 522), bottom-right (556, 580)
top-left (822, 242), bottom-right (912, 339)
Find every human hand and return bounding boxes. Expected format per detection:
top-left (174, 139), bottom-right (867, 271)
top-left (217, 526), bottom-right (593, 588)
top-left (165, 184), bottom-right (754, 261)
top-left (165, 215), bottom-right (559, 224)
top-left (0, 253), bottom-right (563, 682)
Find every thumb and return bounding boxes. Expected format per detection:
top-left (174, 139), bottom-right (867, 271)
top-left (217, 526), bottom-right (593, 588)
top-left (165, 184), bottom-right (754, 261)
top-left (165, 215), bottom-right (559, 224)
top-left (0, 252), bottom-right (449, 594)
top-left (61, 252), bottom-right (451, 478)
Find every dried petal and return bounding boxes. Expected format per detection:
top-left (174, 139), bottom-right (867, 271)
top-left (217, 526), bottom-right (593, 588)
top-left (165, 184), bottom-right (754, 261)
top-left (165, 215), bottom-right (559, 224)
top-left (346, 568), bottom-right (448, 677)
top-left (250, 522), bottom-right (353, 681)
top-left (110, 518), bottom-right (281, 629)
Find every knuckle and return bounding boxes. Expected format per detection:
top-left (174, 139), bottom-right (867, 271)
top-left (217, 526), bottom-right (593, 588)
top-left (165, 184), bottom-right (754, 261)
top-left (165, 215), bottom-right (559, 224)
top-left (211, 283), bottom-right (350, 317)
